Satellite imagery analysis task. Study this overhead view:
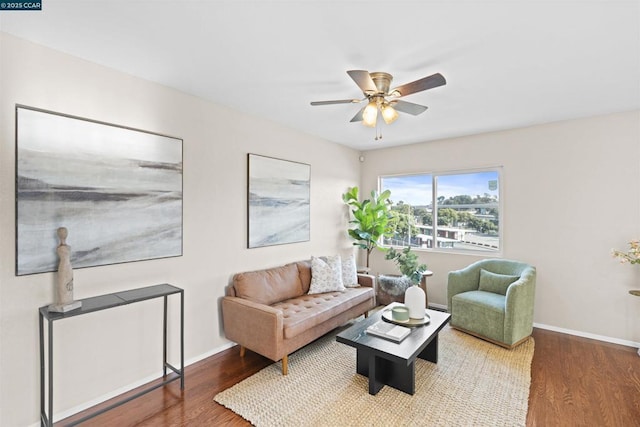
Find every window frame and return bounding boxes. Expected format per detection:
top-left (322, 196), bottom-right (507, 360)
top-left (379, 166), bottom-right (503, 256)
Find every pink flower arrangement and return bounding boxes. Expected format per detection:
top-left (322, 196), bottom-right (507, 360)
top-left (612, 240), bottom-right (640, 265)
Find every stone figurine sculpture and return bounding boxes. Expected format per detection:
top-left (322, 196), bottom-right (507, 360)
top-left (48, 227), bottom-right (82, 313)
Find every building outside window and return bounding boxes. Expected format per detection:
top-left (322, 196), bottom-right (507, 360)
top-left (380, 169), bottom-right (501, 253)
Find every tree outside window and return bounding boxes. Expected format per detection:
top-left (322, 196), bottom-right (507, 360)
top-left (381, 169), bottom-right (501, 253)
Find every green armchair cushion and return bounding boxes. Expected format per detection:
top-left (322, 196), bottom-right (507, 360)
top-left (478, 269), bottom-right (520, 295)
top-left (451, 290), bottom-right (506, 343)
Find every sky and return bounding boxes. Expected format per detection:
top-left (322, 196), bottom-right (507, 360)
top-left (381, 171), bottom-right (499, 206)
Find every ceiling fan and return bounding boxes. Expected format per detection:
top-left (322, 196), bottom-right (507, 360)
top-left (310, 70), bottom-right (446, 128)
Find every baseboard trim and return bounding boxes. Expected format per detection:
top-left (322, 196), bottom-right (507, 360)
top-left (533, 322), bottom-right (640, 350)
top-left (429, 303), bottom-right (639, 351)
top-left (428, 302), bottom-right (448, 311)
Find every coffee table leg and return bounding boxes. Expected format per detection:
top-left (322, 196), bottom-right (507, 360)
top-left (356, 349), bottom-right (415, 395)
top-left (356, 349), bottom-right (385, 395)
top-left (368, 355), bottom-right (387, 395)
top-left (385, 360), bottom-right (415, 395)
top-left (418, 334), bottom-right (439, 363)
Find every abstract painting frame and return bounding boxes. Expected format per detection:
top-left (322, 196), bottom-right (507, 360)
top-left (15, 105), bottom-right (183, 276)
top-left (248, 154), bottom-right (310, 248)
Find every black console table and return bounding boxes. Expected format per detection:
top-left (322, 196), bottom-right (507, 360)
top-left (39, 283), bottom-right (184, 426)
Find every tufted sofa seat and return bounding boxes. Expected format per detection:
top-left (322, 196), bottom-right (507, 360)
top-left (222, 259), bottom-right (375, 375)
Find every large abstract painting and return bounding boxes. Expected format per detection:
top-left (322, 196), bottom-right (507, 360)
top-left (248, 154), bottom-right (310, 248)
top-left (16, 106), bottom-right (183, 275)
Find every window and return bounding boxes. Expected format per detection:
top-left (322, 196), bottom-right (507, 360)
top-left (380, 169), bottom-right (501, 253)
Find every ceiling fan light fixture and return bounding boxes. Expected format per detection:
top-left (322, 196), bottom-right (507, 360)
top-left (362, 101), bottom-right (378, 127)
top-left (381, 104), bottom-right (399, 124)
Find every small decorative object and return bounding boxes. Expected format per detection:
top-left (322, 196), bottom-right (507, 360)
top-left (386, 247), bottom-right (427, 319)
top-left (391, 305), bottom-right (410, 322)
top-left (404, 285), bottom-right (426, 319)
top-left (48, 227), bottom-right (82, 313)
top-left (382, 306), bottom-right (431, 326)
top-left (366, 320), bottom-right (411, 343)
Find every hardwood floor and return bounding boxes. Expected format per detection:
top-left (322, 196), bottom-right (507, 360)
top-left (60, 327), bottom-right (640, 426)
top-left (527, 329), bottom-right (640, 426)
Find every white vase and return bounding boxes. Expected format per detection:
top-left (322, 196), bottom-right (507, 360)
top-left (405, 285), bottom-right (426, 319)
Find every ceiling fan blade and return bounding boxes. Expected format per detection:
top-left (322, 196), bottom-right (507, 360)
top-left (350, 106), bottom-right (365, 122)
top-left (391, 73), bottom-right (446, 97)
top-left (347, 70), bottom-right (377, 94)
top-left (392, 100), bottom-right (429, 115)
top-left (310, 99), bottom-right (361, 106)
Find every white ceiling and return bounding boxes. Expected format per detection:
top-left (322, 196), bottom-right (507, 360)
top-left (1, 1), bottom-right (639, 150)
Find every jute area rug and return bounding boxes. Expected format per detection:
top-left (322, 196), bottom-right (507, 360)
top-left (214, 325), bottom-right (534, 426)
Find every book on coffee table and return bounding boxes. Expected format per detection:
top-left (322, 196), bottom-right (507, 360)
top-left (366, 320), bottom-right (411, 343)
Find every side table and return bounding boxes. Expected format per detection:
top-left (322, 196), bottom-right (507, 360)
top-left (631, 290), bottom-right (640, 357)
top-left (39, 283), bottom-right (184, 426)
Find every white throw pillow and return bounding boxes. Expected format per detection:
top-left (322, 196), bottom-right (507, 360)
top-left (341, 254), bottom-right (359, 288)
top-left (309, 255), bottom-right (346, 294)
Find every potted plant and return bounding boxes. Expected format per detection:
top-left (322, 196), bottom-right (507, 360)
top-left (386, 246), bottom-right (428, 319)
top-left (342, 186), bottom-right (393, 269)
top-left (385, 246), bottom-right (428, 285)
top-left (612, 240), bottom-right (640, 356)
top-left (613, 240), bottom-right (640, 298)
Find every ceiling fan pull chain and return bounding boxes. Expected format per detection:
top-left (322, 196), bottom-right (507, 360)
top-left (374, 121), bottom-right (382, 141)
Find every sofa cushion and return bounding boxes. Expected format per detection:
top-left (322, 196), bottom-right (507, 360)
top-left (452, 290), bottom-right (505, 342)
top-left (273, 287), bottom-right (374, 339)
top-left (341, 254), bottom-right (359, 288)
top-left (233, 263), bottom-right (303, 305)
top-left (478, 269), bottom-right (520, 295)
top-left (309, 255), bottom-right (346, 294)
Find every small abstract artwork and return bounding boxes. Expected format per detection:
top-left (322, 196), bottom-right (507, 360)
top-left (248, 154), bottom-right (310, 248)
top-left (16, 106), bottom-right (183, 275)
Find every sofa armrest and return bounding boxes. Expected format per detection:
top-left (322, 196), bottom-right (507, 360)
top-left (357, 273), bottom-right (375, 288)
top-left (221, 296), bottom-right (284, 361)
top-left (447, 265), bottom-right (481, 311)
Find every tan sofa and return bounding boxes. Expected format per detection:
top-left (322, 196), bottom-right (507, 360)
top-left (221, 260), bottom-right (376, 375)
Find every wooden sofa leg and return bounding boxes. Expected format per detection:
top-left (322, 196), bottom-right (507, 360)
top-left (282, 355), bottom-right (288, 375)
top-left (364, 311), bottom-right (369, 318)
top-left (239, 346), bottom-right (246, 357)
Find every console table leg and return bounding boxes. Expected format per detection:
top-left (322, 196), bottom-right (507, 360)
top-left (163, 296), bottom-right (168, 377)
top-left (48, 319), bottom-right (53, 427)
top-left (39, 312), bottom-right (45, 426)
top-left (180, 290), bottom-right (184, 389)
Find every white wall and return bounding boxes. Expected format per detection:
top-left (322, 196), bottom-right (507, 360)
top-left (361, 111), bottom-right (640, 345)
top-left (0, 33), bottom-right (360, 426)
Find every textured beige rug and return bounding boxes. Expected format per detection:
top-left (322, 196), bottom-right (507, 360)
top-left (215, 325), bottom-right (534, 426)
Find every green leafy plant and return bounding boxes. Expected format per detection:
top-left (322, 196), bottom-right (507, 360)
top-left (342, 186), bottom-right (393, 268)
top-left (385, 246), bottom-right (427, 285)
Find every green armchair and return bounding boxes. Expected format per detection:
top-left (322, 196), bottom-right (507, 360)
top-left (447, 259), bottom-right (536, 348)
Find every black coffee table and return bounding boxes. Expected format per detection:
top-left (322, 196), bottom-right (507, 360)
top-left (336, 303), bottom-right (451, 395)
